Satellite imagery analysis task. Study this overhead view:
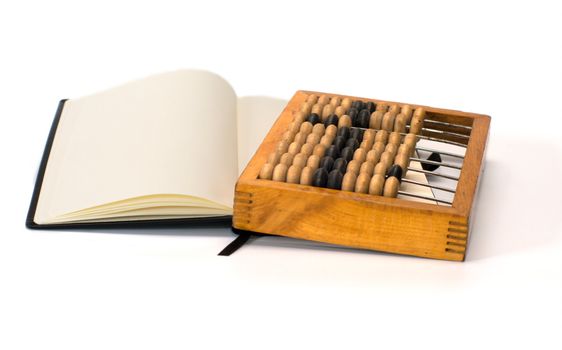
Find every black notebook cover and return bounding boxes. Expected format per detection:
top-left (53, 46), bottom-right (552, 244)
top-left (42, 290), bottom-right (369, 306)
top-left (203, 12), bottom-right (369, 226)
top-left (26, 100), bottom-right (232, 229)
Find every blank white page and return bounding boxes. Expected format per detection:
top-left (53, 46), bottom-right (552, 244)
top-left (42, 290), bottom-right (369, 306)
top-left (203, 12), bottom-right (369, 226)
top-left (236, 96), bottom-right (287, 172)
top-left (35, 70), bottom-right (238, 224)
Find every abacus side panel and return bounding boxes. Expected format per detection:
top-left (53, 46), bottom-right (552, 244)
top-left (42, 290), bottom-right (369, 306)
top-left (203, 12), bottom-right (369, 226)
top-left (452, 115), bottom-right (491, 216)
top-left (233, 180), bottom-right (468, 261)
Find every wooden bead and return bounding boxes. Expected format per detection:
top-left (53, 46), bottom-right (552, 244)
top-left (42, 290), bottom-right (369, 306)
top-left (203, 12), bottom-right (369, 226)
top-left (401, 104), bottom-right (413, 122)
top-left (374, 130), bottom-right (389, 144)
top-left (288, 141), bottom-right (303, 155)
top-left (341, 172), bottom-right (357, 191)
top-left (318, 95), bottom-right (330, 105)
top-left (325, 124), bottom-right (338, 138)
top-left (299, 121), bottom-right (313, 135)
top-left (301, 102), bottom-right (313, 116)
top-left (330, 96), bottom-right (341, 107)
top-left (370, 111), bottom-right (384, 129)
top-left (341, 97), bottom-right (352, 111)
top-left (305, 133), bottom-right (321, 146)
top-left (334, 106), bottom-right (346, 117)
top-left (346, 159), bottom-right (361, 175)
top-left (380, 151), bottom-right (394, 166)
top-left (366, 149), bottom-right (382, 164)
top-left (383, 176), bottom-right (400, 198)
top-left (363, 129), bottom-right (376, 142)
top-left (267, 151), bottom-right (282, 165)
top-left (277, 139), bottom-right (290, 153)
top-left (388, 104), bottom-right (401, 115)
top-left (300, 166), bottom-right (314, 185)
top-left (280, 152), bottom-right (294, 166)
top-left (376, 103), bottom-right (388, 112)
top-left (293, 111), bottom-right (307, 124)
top-left (413, 107), bottom-right (426, 120)
top-left (374, 159), bottom-right (390, 175)
top-left (338, 115), bottom-right (352, 128)
top-left (355, 173), bottom-right (371, 193)
top-left (322, 104), bottom-right (335, 121)
top-left (359, 161), bottom-right (375, 176)
top-left (410, 114), bottom-right (424, 134)
top-left (259, 163), bottom-right (274, 180)
top-left (311, 103), bottom-right (323, 116)
top-left (381, 112), bottom-right (395, 132)
top-left (372, 141), bottom-right (386, 154)
top-left (394, 114), bottom-right (407, 133)
top-left (306, 154), bottom-right (321, 170)
top-left (272, 163), bottom-right (288, 182)
top-left (369, 174), bottom-right (385, 195)
top-left (353, 148), bottom-right (367, 163)
top-left (398, 143), bottom-right (413, 158)
top-left (300, 143), bottom-right (314, 157)
top-left (395, 152), bottom-right (410, 176)
top-left (320, 135), bottom-right (333, 148)
top-left (312, 123), bottom-right (325, 135)
top-left (313, 144), bottom-right (327, 158)
top-left (293, 132), bottom-right (307, 145)
top-left (388, 131), bottom-right (402, 145)
top-left (306, 94), bottom-right (318, 104)
top-left (282, 130), bottom-right (296, 142)
top-left (360, 139), bottom-right (373, 150)
top-left (288, 121), bottom-right (300, 134)
top-left (385, 143), bottom-right (398, 158)
top-left (286, 165), bottom-right (303, 184)
top-left (404, 133), bottom-right (418, 147)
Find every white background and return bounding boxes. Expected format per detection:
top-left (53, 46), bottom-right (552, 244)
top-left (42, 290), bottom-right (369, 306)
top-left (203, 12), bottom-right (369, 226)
top-left (1, 1), bottom-right (561, 349)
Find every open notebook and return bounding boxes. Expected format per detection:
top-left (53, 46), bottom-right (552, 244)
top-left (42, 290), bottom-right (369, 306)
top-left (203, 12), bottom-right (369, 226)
top-left (27, 70), bottom-right (435, 228)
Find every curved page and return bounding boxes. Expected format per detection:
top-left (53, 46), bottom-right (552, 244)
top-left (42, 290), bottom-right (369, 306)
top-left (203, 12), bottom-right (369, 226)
top-left (35, 70), bottom-right (238, 224)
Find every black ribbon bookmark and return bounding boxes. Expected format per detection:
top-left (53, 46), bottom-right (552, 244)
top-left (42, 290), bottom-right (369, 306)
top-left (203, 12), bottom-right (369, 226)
top-left (218, 232), bottom-right (254, 256)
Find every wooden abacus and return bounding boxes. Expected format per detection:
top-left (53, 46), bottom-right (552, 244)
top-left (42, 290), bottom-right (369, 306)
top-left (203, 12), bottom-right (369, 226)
top-left (233, 91), bottom-right (490, 261)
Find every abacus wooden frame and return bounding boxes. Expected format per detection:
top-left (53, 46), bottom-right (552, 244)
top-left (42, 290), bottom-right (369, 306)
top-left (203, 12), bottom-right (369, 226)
top-left (233, 91), bottom-right (490, 261)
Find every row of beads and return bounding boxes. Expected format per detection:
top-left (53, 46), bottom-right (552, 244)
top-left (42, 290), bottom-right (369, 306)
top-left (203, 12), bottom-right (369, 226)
top-left (259, 94), bottom-right (426, 198)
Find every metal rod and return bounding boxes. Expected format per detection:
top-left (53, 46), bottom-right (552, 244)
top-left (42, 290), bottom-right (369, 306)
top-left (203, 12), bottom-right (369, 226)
top-left (397, 191), bottom-right (453, 205)
top-left (406, 167), bottom-right (460, 181)
top-left (349, 126), bottom-right (468, 148)
top-left (410, 157), bottom-right (463, 170)
top-left (424, 119), bottom-right (472, 130)
top-left (406, 125), bottom-right (470, 139)
top-left (415, 146), bottom-right (465, 159)
top-left (401, 178), bottom-right (457, 193)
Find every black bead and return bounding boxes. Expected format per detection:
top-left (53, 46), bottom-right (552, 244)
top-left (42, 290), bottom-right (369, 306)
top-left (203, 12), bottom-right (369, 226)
top-left (307, 113), bottom-right (321, 125)
top-left (325, 145), bottom-right (339, 159)
top-left (324, 114), bottom-right (339, 127)
top-left (349, 128), bottom-right (363, 143)
top-left (312, 168), bottom-right (329, 187)
top-left (358, 109), bottom-right (370, 128)
top-left (365, 101), bottom-right (376, 113)
top-left (327, 169), bottom-right (344, 190)
top-left (333, 136), bottom-right (346, 152)
top-left (337, 126), bottom-right (350, 139)
top-left (348, 108), bottom-right (359, 126)
top-left (340, 146), bottom-right (354, 162)
top-left (351, 100), bottom-right (364, 110)
top-left (320, 156), bottom-right (335, 172)
top-left (345, 138), bottom-right (359, 150)
top-left (386, 164), bottom-right (403, 181)
top-left (333, 158), bottom-right (348, 174)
